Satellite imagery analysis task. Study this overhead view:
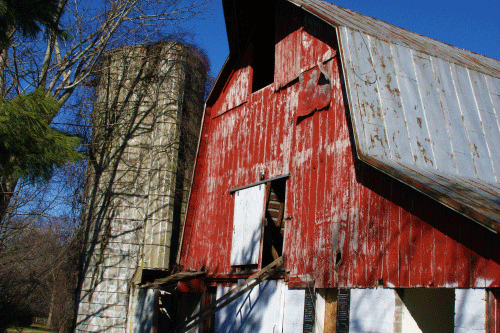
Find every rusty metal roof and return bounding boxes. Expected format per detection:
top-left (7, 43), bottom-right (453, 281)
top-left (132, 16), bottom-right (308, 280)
top-left (288, 0), bottom-right (500, 232)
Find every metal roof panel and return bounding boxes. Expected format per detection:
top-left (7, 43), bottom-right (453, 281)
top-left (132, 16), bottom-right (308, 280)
top-left (323, 7), bottom-right (500, 231)
top-left (289, 0), bottom-right (500, 78)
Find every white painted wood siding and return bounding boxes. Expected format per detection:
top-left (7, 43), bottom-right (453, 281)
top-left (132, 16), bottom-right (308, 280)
top-left (349, 289), bottom-right (396, 333)
top-left (215, 281), bottom-right (305, 333)
top-left (455, 289), bottom-right (487, 333)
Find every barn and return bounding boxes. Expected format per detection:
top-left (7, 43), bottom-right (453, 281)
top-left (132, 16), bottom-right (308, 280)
top-left (152, 0), bottom-right (500, 331)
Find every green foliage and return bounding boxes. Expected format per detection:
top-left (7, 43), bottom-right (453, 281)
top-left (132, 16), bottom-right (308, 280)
top-left (0, 0), bottom-right (67, 47)
top-left (0, 89), bottom-right (83, 181)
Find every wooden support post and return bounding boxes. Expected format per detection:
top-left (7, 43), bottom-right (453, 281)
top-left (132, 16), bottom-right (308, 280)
top-left (393, 290), bottom-right (403, 333)
top-left (488, 289), bottom-right (500, 333)
top-left (324, 289), bottom-right (338, 333)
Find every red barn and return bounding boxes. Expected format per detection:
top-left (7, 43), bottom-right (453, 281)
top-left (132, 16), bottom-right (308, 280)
top-left (154, 0), bottom-right (500, 331)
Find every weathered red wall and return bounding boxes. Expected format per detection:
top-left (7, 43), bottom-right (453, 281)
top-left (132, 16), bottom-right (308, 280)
top-left (489, 290), bottom-right (500, 332)
top-left (179, 6), bottom-right (500, 289)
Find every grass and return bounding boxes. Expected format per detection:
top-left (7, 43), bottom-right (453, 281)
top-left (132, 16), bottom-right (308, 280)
top-left (5, 326), bottom-right (55, 333)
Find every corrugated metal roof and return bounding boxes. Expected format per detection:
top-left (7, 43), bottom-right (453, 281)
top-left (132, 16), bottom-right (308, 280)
top-left (289, 0), bottom-right (500, 231)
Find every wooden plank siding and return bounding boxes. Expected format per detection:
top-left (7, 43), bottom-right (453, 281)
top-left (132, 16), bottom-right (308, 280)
top-left (489, 289), bottom-right (500, 333)
top-left (179, 7), bottom-right (500, 289)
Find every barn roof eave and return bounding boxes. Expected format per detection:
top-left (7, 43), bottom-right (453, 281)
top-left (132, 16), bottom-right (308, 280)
top-left (287, 0), bottom-right (500, 78)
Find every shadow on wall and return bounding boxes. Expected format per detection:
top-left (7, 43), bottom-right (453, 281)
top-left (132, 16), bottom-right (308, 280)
top-left (133, 289), bottom-right (156, 333)
top-left (75, 40), bottom-right (207, 331)
top-left (349, 289), bottom-right (395, 333)
top-left (167, 226), bottom-right (280, 332)
top-left (213, 223), bottom-right (282, 333)
top-left (353, 158), bottom-right (500, 287)
top-left (215, 280), bottom-right (280, 333)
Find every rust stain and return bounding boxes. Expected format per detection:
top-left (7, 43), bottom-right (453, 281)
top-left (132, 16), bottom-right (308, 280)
top-left (416, 140), bottom-right (434, 165)
top-left (369, 133), bottom-right (385, 150)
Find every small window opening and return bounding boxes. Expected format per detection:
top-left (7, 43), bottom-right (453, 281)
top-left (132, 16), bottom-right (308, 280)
top-left (251, 10), bottom-right (275, 92)
top-left (262, 178), bottom-right (286, 267)
top-left (335, 251), bottom-right (342, 268)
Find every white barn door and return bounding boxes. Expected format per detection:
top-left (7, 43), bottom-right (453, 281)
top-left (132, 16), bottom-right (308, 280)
top-left (231, 184), bottom-right (266, 266)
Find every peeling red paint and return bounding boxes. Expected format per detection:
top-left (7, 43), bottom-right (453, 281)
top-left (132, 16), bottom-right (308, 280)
top-left (178, 7), bottom-right (500, 292)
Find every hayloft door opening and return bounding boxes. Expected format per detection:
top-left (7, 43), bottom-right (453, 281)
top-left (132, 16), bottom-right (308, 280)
top-left (251, 4), bottom-right (275, 92)
top-left (262, 177), bottom-right (286, 267)
top-left (230, 176), bottom-right (288, 269)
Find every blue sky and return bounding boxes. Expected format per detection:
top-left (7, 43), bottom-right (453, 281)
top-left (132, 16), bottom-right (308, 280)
top-left (181, 0), bottom-right (500, 78)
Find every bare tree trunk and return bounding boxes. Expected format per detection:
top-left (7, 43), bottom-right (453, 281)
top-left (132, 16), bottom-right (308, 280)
top-left (0, 177), bottom-right (18, 233)
top-left (0, 26), bottom-right (15, 226)
top-left (0, 48), bottom-right (6, 95)
top-left (46, 272), bottom-right (56, 329)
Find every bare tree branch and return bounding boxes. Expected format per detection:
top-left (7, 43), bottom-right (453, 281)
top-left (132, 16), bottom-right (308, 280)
top-left (0, 0), bottom-right (212, 330)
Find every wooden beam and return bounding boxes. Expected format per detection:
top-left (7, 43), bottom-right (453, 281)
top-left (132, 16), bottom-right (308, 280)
top-left (177, 256), bottom-right (283, 332)
top-left (324, 289), bottom-right (338, 333)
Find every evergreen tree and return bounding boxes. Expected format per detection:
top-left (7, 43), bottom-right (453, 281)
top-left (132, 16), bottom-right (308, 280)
top-left (0, 0), bottom-right (81, 221)
top-left (0, 0), bottom-right (66, 49)
top-left (0, 89), bottom-right (82, 181)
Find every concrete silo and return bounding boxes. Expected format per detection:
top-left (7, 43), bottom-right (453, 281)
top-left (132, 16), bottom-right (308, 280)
top-left (75, 41), bottom-right (207, 333)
